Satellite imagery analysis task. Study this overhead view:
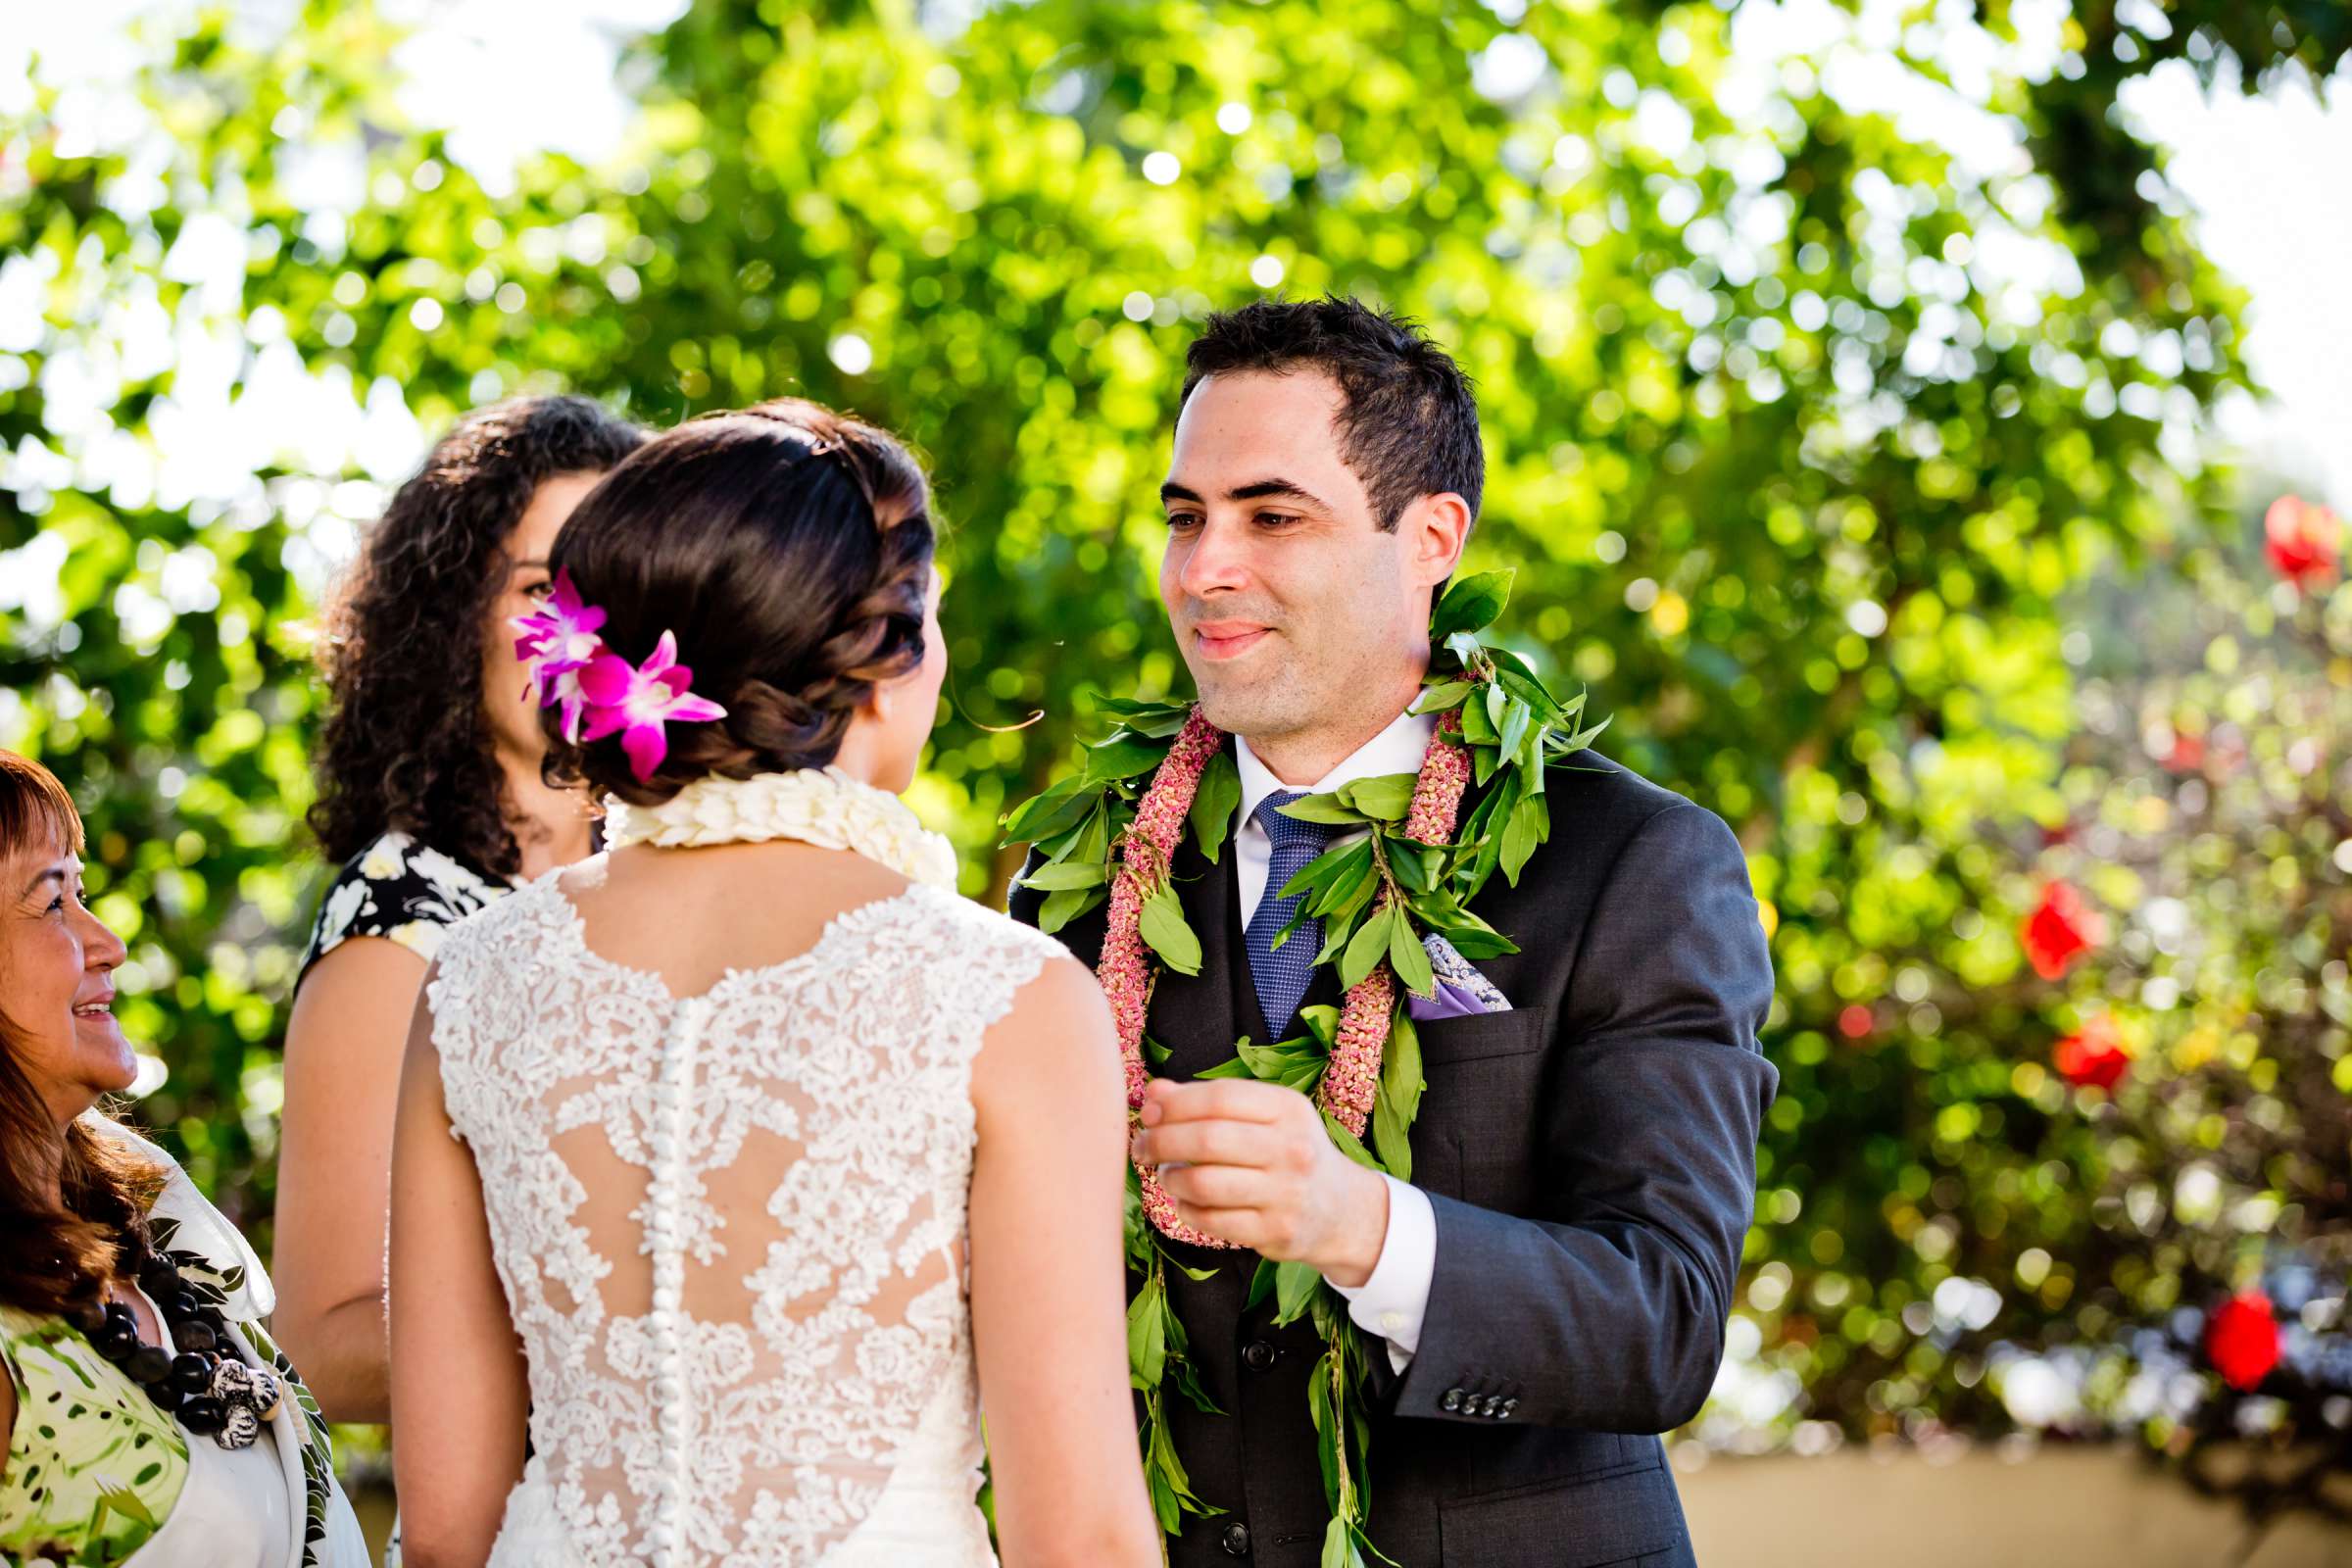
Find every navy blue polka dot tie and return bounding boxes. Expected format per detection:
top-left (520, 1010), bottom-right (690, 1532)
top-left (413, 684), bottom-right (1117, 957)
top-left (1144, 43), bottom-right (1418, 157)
top-left (1246, 790), bottom-right (1338, 1043)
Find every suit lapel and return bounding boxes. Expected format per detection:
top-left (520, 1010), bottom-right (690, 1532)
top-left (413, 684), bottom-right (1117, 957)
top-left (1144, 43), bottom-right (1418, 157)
top-left (1152, 823), bottom-right (1246, 1079)
top-left (1026, 741), bottom-right (1250, 1078)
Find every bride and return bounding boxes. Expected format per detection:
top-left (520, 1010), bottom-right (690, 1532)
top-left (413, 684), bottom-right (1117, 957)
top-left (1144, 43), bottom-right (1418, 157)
top-left (386, 399), bottom-right (1157, 1566)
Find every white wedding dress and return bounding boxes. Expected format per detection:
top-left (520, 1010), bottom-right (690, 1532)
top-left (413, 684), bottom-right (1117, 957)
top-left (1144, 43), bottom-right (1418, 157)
top-left (425, 871), bottom-right (1069, 1567)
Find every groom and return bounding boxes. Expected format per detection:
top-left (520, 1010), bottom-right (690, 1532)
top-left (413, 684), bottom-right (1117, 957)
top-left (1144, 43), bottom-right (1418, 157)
top-left (1011, 298), bottom-right (1777, 1567)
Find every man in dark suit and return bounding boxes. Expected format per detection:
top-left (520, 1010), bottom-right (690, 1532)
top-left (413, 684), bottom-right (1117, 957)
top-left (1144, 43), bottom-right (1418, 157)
top-left (1010, 297), bottom-right (1777, 1567)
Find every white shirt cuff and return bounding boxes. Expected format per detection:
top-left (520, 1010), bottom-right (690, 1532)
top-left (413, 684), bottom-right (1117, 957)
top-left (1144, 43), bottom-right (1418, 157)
top-left (1327, 1175), bottom-right (1437, 1374)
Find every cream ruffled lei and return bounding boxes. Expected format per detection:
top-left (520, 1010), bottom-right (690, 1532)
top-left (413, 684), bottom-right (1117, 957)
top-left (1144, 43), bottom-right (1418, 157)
top-left (600, 767), bottom-right (960, 889)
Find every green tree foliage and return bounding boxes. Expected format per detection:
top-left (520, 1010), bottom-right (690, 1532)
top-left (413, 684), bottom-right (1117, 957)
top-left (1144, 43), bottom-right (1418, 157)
top-left (2, 0), bottom-right (2345, 1464)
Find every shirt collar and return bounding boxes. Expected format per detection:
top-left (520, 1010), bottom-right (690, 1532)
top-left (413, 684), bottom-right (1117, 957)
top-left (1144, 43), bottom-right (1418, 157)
top-left (1235, 707), bottom-right (1439, 833)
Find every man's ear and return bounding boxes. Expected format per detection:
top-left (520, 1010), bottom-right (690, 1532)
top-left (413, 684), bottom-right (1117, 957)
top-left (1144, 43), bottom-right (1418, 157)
top-left (1402, 492), bottom-right (1474, 591)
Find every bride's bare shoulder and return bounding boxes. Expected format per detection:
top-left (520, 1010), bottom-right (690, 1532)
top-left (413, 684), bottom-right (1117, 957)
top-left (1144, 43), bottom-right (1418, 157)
top-left (976, 935), bottom-right (1114, 1083)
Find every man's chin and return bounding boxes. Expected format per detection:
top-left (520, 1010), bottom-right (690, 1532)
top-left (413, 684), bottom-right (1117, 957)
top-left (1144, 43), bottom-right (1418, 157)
top-left (1192, 680), bottom-right (1302, 741)
top-left (1177, 639), bottom-right (1292, 728)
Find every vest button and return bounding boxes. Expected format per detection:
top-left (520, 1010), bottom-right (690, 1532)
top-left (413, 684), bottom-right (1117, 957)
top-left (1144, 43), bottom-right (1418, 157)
top-left (1242, 1339), bottom-right (1277, 1373)
top-left (1220, 1522), bottom-right (1251, 1557)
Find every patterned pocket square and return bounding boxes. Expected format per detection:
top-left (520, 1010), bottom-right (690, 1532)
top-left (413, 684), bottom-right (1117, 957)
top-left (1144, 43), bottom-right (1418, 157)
top-left (1407, 933), bottom-right (1513, 1021)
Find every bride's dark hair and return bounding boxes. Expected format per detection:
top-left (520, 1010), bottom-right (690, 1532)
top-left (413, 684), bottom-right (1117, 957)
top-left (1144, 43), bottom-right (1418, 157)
top-left (540, 398), bottom-right (936, 806)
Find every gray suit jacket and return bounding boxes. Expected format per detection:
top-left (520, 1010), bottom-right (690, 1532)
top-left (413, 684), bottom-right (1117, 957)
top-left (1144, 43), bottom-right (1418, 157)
top-left (1010, 746), bottom-right (1778, 1567)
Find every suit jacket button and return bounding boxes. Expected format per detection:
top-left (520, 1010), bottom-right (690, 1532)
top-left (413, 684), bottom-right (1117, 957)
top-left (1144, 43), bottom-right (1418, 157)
top-left (1243, 1340), bottom-right (1277, 1373)
top-left (1441, 1388), bottom-right (1463, 1412)
top-left (1220, 1522), bottom-right (1251, 1556)
top-left (1501, 1397), bottom-right (1519, 1417)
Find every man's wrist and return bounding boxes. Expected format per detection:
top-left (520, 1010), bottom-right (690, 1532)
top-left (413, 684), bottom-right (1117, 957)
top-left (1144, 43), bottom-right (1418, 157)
top-left (1317, 1161), bottom-right (1392, 1289)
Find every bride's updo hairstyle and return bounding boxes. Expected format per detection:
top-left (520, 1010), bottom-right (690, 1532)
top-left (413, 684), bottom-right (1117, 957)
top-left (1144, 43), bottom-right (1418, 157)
top-left (539, 398), bottom-right (935, 807)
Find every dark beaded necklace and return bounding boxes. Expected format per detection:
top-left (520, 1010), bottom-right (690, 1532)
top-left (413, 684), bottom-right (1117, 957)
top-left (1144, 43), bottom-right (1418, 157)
top-left (66, 1247), bottom-right (281, 1450)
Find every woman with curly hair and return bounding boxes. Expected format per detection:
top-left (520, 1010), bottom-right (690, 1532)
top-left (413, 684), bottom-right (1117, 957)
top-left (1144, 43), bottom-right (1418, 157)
top-left (277, 396), bottom-right (643, 1423)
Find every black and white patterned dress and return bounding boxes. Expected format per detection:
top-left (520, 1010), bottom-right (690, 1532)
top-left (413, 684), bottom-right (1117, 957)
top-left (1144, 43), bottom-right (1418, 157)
top-left (300, 830), bottom-right (518, 976)
top-left (297, 830), bottom-right (519, 1568)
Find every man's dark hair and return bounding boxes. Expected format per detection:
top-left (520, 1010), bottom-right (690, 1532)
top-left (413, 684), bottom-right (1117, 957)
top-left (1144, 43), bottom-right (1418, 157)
top-left (1178, 296), bottom-right (1484, 531)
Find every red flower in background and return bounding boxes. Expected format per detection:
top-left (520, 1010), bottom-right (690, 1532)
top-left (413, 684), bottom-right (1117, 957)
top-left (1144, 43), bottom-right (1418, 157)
top-left (2021, 881), bottom-right (2104, 979)
top-left (2264, 496), bottom-right (2341, 588)
top-left (2052, 1012), bottom-right (2130, 1090)
top-left (2206, 1292), bottom-right (2281, 1393)
top-left (2162, 730), bottom-right (2205, 772)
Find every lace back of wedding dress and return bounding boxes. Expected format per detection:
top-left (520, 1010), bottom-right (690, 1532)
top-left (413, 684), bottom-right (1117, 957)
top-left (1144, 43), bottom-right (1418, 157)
top-left (428, 876), bottom-right (1064, 1567)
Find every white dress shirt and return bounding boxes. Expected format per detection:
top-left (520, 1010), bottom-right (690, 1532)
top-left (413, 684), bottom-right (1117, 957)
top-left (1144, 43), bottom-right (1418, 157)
top-left (1234, 709), bottom-right (1440, 1374)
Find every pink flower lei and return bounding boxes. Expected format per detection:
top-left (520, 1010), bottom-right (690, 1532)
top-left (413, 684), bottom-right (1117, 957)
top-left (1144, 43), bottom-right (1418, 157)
top-left (1106, 706), bottom-right (1471, 1246)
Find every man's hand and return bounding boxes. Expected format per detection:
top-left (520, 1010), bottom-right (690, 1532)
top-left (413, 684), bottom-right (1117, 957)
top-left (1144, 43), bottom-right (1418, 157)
top-left (1130, 1077), bottom-right (1391, 1287)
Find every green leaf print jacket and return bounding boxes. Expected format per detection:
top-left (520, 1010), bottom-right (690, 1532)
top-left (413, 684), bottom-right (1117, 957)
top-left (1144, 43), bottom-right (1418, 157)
top-left (1, 1118), bottom-right (368, 1567)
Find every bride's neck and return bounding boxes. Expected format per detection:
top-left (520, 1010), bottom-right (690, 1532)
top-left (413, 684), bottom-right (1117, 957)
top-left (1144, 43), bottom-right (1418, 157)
top-left (822, 725), bottom-right (906, 797)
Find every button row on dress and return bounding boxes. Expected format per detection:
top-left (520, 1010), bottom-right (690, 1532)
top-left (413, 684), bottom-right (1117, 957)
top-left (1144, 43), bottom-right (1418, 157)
top-left (644, 999), bottom-right (705, 1568)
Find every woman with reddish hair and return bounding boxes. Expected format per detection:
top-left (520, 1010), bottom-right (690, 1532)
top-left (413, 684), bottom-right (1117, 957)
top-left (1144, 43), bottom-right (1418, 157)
top-left (0, 750), bottom-right (367, 1565)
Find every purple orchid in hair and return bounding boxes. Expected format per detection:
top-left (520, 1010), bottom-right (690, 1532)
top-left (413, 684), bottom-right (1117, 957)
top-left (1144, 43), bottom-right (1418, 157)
top-left (576, 630), bottom-right (729, 781)
top-left (510, 567), bottom-right (608, 741)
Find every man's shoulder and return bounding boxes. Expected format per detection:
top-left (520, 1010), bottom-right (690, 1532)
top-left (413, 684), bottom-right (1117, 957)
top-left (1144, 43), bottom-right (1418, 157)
top-left (1506, 750), bottom-right (1743, 893)
top-left (1534, 748), bottom-right (1718, 834)
top-left (1541, 747), bottom-right (1672, 807)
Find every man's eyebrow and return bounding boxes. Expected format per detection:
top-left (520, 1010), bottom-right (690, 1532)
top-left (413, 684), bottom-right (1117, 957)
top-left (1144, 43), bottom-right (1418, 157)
top-left (1227, 478), bottom-right (1329, 510)
top-left (1158, 478), bottom-right (1331, 510)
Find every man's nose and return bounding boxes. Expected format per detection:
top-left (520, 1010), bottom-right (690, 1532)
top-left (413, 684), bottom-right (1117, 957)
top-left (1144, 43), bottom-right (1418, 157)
top-left (1174, 514), bottom-right (1251, 599)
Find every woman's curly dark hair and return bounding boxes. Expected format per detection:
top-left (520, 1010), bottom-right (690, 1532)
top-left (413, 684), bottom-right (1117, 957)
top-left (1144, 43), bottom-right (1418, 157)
top-left (309, 396), bottom-right (644, 877)
top-left (540, 398), bottom-right (936, 808)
